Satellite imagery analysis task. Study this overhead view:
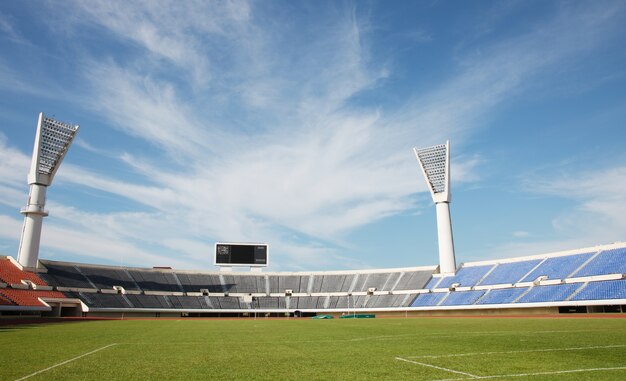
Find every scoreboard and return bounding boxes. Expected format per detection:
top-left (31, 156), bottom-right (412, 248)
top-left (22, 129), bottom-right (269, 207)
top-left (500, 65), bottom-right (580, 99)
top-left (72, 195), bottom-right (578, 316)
top-left (214, 243), bottom-right (268, 267)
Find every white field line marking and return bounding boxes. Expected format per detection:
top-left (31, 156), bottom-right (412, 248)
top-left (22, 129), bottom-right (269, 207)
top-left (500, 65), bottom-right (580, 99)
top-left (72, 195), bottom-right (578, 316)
top-left (435, 328), bottom-right (610, 339)
top-left (406, 344), bottom-right (626, 359)
top-left (395, 357), bottom-right (480, 379)
top-left (430, 366), bottom-right (626, 381)
top-left (14, 343), bottom-right (118, 381)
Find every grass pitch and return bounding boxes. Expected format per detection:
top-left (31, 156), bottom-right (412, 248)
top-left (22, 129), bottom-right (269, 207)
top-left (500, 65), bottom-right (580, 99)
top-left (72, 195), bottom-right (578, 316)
top-left (1, 316), bottom-right (625, 380)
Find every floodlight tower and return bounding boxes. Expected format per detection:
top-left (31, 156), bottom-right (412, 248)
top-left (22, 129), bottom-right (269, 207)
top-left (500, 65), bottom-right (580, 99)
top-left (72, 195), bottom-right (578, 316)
top-left (414, 140), bottom-right (456, 275)
top-left (17, 113), bottom-right (79, 270)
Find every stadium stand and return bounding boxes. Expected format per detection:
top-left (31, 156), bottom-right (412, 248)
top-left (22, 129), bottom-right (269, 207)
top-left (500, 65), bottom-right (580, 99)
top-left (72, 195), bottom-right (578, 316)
top-left (423, 276), bottom-right (440, 289)
top-left (169, 296), bottom-right (210, 309)
top-left (79, 292), bottom-right (130, 308)
top-left (410, 292), bottom-right (447, 307)
top-left (475, 287), bottom-right (528, 305)
top-left (128, 269), bottom-right (182, 292)
top-left (77, 265), bottom-right (139, 291)
top-left (125, 294), bottom-right (170, 309)
top-left (0, 258), bottom-right (47, 286)
top-left (3, 242), bottom-right (625, 317)
top-left (216, 296), bottom-right (241, 309)
top-left (222, 275), bottom-right (265, 294)
top-left (393, 270), bottom-right (433, 290)
top-left (436, 265), bottom-right (493, 288)
top-left (321, 275), bottom-right (351, 293)
top-left (0, 258), bottom-right (67, 308)
top-left (572, 248), bottom-right (626, 277)
top-left (0, 289), bottom-right (65, 307)
top-left (571, 279), bottom-right (626, 301)
top-left (270, 275), bottom-right (301, 293)
top-left (516, 283), bottom-right (582, 304)
top-left (38, 261), bottom-right (95, 289)
top-left (0, 293), bottom-right (13, 305)
top-left (520, 252), bottom-right (594, 282)
top-left (440, 290), bottom-right (486, 306)
top-left (177, 273), bottom-right (223, 293)
top-left (478, 259), bottom-right (542, 286)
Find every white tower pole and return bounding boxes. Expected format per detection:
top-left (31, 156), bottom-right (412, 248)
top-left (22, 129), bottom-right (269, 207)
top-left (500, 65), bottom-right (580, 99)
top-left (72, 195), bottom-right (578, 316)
top-left (16, 112), bottom-right (79, 270)
top-left (435, 202), bottom-right (455, 274)
top-left (17, 184), bottom-right (49, 269)
top-left (414, 140), bottom-right (457, 275)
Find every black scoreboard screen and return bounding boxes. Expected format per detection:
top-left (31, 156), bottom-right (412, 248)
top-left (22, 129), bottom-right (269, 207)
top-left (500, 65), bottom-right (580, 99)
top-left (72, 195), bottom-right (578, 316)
top-left (214, 243), bottom-right (268, 267)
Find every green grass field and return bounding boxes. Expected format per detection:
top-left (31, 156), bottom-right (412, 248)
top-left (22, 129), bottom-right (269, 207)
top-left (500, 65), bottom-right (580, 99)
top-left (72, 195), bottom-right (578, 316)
top-left (1, 317), bottom-right (625, 380)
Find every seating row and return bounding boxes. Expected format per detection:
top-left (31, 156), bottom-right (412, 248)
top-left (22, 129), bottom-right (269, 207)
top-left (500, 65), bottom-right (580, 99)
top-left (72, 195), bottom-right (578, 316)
top-left (432, 248), bottom-right (626, 288)
top-left (39, 260), bottom-right (432, 294)
top-left (411, 279), bottom-right (626, 307)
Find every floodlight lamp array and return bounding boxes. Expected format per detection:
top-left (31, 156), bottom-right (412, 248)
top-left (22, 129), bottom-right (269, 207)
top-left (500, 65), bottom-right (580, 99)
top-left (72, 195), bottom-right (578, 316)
top-left (415, 143), bottom-right (448, 195)
top-left (38, 117), bottom-right (79, 177)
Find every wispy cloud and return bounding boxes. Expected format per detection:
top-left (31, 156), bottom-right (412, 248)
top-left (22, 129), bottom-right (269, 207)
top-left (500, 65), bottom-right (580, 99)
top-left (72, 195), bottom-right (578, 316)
top-left (488, 166), bottom-right (626, 260)
top-left (1, 2), bottom-right (624, 270)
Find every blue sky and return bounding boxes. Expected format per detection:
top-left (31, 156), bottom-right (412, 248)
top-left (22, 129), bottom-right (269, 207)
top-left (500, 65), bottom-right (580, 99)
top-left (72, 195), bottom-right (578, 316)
top-left (0, 1), bottom-right (625, 271)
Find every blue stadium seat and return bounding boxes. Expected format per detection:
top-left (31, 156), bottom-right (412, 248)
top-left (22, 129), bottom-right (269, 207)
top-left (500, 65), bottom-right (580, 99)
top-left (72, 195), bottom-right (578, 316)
top-left (520, 253), bottom-right (594, 282)
top-left (479, 260), bottom-right (541, 286)
top-left (570, 279), bottom-right (626, 301)
top-left (475, 287), bottom-right (528, 305)
top-left (423, 277), bottom-right (437, 289)
top-left (515, 283), bottom-right (581, 303)
top-left (437, 265), bottom-right (493, 288)
top-left (410, 292), bottom-right (447, 307)
top-left (572, 248), bottom-right (626, 277)
top-left (439, 290), bottom-right (485, 306)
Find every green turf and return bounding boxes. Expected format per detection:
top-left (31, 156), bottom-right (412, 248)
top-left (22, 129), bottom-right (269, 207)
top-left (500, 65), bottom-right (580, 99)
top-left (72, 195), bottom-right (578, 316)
top-left (1, 317), bottom-right (625, 380)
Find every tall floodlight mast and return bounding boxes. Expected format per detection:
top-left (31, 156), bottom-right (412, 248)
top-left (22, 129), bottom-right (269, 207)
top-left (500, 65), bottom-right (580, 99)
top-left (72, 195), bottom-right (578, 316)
top-left (17, 113), bottom-right (79, 269)
top-left (414, 140), bottom-right (456, 274)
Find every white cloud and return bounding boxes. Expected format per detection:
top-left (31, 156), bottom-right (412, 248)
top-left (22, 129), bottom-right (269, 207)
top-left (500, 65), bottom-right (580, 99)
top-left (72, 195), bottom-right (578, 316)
top-left (513, 231), bottom-right (530, 238)
top-left (1, 2), bottom-right (624, 270)
top-left (488, 166), bottom-right (626, 260)
top-left (535, 166), bottom-right (626, 236)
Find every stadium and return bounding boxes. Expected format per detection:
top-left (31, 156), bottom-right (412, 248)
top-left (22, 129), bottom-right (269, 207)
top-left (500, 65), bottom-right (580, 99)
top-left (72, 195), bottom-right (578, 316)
top-left (2, 3), bottom-right (626, 380)
top-left (1, 114), bottom-right (626, 381)
top-left (2, 115), bottom-right (624, 319)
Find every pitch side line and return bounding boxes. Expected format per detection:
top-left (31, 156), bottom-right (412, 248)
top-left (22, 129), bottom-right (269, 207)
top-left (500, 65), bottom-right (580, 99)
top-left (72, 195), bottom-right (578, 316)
top-left (429, 366), bottom-right (626, 381)
top-left (405, 344), bottom-right (626, 359)
top-left (395, 357), bottom-right (480, 379)
top-left (14, 343), bottom-right (118, 381)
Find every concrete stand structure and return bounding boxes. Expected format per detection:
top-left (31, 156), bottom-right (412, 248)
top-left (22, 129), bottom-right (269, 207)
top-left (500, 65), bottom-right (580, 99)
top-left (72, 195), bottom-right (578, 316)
top-left (17, 113), bottom-right (79, 270)
top-left (414, 140), bottom-right (457, 274)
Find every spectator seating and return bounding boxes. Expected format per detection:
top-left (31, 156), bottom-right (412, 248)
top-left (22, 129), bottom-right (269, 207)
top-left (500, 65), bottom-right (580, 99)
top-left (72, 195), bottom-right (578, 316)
top-left (516, 283), bottom-right (581, 303)
top-left (410, 292), bottom-right (447, 307)
top-left (0, 289), bottom-right (66, 307)
top-left (440, 290), bottom-right (485, 306)
top-left (476, 287), bottom-right (528, 305)
top-left (571, 279), bottom-right (626, 301)
top-left (0, 258), bottom-right (47, 286)
top-left (14, 243), bottom-right (623, 314)
top-left (437, 265), bottom-right (493, 288)
top-left (0, 293), bottom-right (13, 305)
top-left (572, 248), bottom-right (626, 277)
top-left (177, 273), bottom-right (223, 293)
top-left (222, 275), bottom-right (265, 294)
top-left (78, 292), bottom-right (130, 308)
top-left (520, 252), bottom-right (594, 282)
top-left (394, 270), bottom-right (433, 290)
top-left (479, 259), bottom-right (542, 286)
top-left (128, 270), bottom-right (182, 292)
top-left (352, 272), bottom-right (395, 292)
top-left (39, 261), bottom-right (94, 289)
top-left (77, 266), bottom-right (139, 291)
